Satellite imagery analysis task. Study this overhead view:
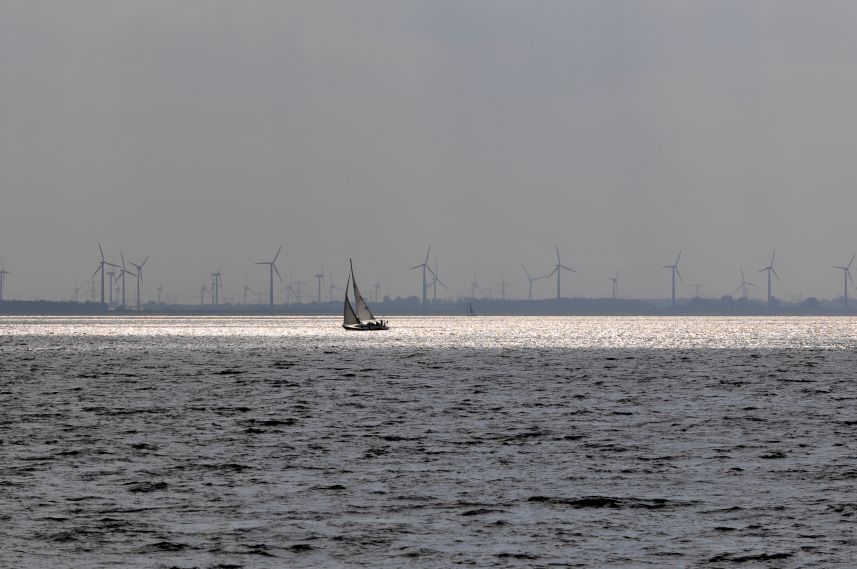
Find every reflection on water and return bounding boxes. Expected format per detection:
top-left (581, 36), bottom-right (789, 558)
top-left (2, 315), bottom-right (857, 349)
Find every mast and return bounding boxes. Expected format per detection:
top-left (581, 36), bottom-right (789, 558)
top-left (343, 270), bottom-right (360, 326)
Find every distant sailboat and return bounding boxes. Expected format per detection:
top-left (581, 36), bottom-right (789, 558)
top-left (343, 259), bottom-right (388, 331)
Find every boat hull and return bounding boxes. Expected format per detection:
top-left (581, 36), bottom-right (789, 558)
top-left (343, 322), bottom-right (389, 331)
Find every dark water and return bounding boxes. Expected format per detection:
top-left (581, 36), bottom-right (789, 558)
top-left (2, 316), bottom-right (857, 567)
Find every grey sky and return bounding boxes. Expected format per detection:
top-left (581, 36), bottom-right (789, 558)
top-left (2, 1), bottom-right (857, 302)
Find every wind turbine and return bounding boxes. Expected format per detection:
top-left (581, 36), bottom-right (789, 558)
top-left (734, 268), bottom-right (756, 299)
top-left (106, 267), bottom-right (116, 307)
top-left (409, 245), bottom-right (430, 305)
top-left (0, 257), bottom-right (8, 302)
top-left (662, 250), bottom-right (683, 307)
top-left (327, 271), bottom-right (343, 302)
top-left (91, 242), bottom-right (111, 305)
top-left (608, 270), bottom-right (620, 300)
top-left (210, 266), bottom-right (223, 305)
top-left (470, 265), bottom-right (484, 299)
top-left (833, 254), bottom-right (856, 310)
top-left (546, 246), bottom-right (575, 300)
top-left (255, 246), bottom-right (282, 306)
top-left (117, 251), bottom-right (133, 308)
top-left (496, 275), bottom-right (509, 301)
top-left (130, 256), bottom-right (148, 310)
top-left (156, 285), bottom-right (163, 305)
top-left (521, 264), bottom-right (545, 301)
top-left (200, 284), bottom-right (209, 305)
top-left (314, 266), bottom-right (325, 304)
top-left (689, 283), bottom-right (705, 299)
top-left (373, 272), bottom-right (381, 303)
top-left (428, 258), bottom-right (448, 303)
top-left (758, 250), bottom-right (779, 306)
top-left (242, 274), bottom-right (255, 305)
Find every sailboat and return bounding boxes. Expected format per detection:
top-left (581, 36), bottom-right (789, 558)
top-left (343, 259), bottom-right (388, 331)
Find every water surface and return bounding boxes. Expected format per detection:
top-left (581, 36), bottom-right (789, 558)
top-left (2, 316), bottom-right (856, 567)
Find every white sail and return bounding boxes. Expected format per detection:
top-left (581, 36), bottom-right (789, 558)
top-left (352, 276), bottom-right (375, 322)
top-left (343, 273), bottom-right (360, 326)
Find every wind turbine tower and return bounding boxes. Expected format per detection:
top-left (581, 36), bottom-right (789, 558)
top-left (734, 268), bottom-right (756, 299)
top-left (0, 258), bottom-right (9, 302)
top-left (758, 250), bottom-right (779, 306)
top-left (91, 243), bottom-right (111, 305)
top-left (833, 254), bottom-right (855, 310)
top-left (242, 275), bottom-right (254, 305)
top-left (521, 264), bottom-right (544, 301)
top-left (662, 251), bottom-right (683, 307)
top-left (429, 258), bottom-right (447, 303)
top-left (608, 270), bottom-right (619, 300)
top-left (470, 266), bottom-right (484, 299)
top-left (497, 275), bottom-right (509, 301)
top-left (118, 252), bottom-right (132, 308)
top-left (374, 273), bottom-right (381, 303)
top-left (314, 267), bottom-right (325, 304)
top-left (210, 267), bottom-right (223, 305)
top-left (409, 246), bottom-right (431, 305)
top-left (546, 246), bottom-right (575, 300)
top-left (255, 246), bottom-right (283, 306)
top-left (130, 256), bottom-right (149, 310)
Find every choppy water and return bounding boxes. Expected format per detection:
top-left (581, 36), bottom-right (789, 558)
top-left (2, 316), bottom-right (857, 567)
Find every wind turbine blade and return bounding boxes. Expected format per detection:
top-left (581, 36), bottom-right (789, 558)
top-left (91, 265), bottom-right (101, 278)
top-left (121, 251), bottom-right (126, 268)
top-left (849, 254), bottom-right (856, 269)
top-left (741, 268), bottom-right (746, 281)
top-left (140, 256), bottom-right (149, 268)
top-left (771, 249), bottom-right (776, 266)
top-left (758, 267), bottom-right (767, 273)
top-left (255, 262), bottom-right (268, 265)
top-left (409, 264), bottom-right (423, 271)
top-left (547, 268), bottom-right (557, 279)
top-left (676, 267), bottom-right (683, 283)
top-left (734, 284), bottom-right (743, 294)
top-left (99, 242), bottom-right (105, 261)
top-left (555, 245), bottom-right (561, 264)
top-left (772, 269), bottom-right (780, 281)
top-left (560, 265), bottom-right (575, 272)
top-left (437, 277), bottom-right (449, 290)
top-left (849, 270), bottom-right (854, 287)
top-left (521, 264), bottom-right (531, 279)
top-left (273, 245), bottom-right (282, 264)
top-left (274, 265), bottom-right (283, 281)
top-left (747, 282), bottom-right (757, 287)
top-left (425, 245), bottom-right (430, 265)
top-left (675, 250), bottom-right (681, 265)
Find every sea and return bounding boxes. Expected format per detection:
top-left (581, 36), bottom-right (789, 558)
top-left (2, 315), bottom-right (857, 568)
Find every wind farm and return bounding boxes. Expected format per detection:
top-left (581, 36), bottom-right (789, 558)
top-left (3, 241), bottom-right (857, 316)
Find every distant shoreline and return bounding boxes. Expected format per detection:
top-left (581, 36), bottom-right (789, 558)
top-left (1, 297), bottom-right (854, 317)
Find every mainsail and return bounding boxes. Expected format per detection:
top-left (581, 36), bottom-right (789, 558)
top-left (343, 273), bottom-right (360, 326)
top-left (352, 275), bottom-right (375, 321)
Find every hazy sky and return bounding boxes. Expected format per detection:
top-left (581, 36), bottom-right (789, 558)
top-left (3, 1), bottom-right (857, 303)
